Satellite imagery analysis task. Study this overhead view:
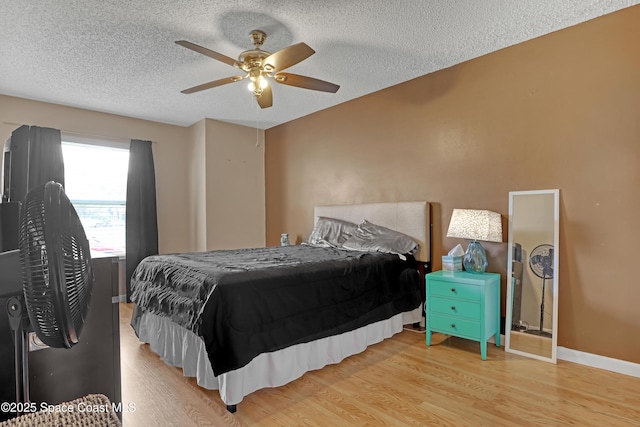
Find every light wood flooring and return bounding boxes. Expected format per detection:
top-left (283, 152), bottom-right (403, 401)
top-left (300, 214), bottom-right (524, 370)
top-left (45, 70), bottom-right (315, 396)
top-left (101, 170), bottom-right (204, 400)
top-left (509, 330), bottom-right (553, 359)
top-left (119, 303), bottom-right (640, 426)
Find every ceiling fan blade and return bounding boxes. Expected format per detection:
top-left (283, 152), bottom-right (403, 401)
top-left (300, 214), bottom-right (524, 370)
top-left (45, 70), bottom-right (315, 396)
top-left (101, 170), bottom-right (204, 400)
top-left (274, 73), bottom-right (340, 93)
top-left (176, 40), bottom-right (237, 68)
top-left (181, 76), bottom-right (244, 94)
top-left (256, 84), bottom-right (273, 109)
top-left (263, 43), bottom-right (315, 72)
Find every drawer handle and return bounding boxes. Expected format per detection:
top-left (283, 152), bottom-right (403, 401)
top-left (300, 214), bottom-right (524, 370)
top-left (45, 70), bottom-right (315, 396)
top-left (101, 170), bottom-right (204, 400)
top-left (450, 288), bottom-right (456, 293)
top-left (451, 324), bottom-right (456, 329)
top-left (451, 306), bottom-right (456, 311)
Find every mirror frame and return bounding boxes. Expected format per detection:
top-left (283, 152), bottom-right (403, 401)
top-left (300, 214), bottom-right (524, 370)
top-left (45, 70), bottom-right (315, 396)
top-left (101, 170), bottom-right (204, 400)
top-left (505, 189), bottom-right (560, 363)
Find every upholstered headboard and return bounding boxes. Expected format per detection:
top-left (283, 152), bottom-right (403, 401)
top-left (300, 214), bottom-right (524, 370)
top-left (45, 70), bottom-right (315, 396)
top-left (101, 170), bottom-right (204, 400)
top-left (314, 201), bottom-right (431, 262)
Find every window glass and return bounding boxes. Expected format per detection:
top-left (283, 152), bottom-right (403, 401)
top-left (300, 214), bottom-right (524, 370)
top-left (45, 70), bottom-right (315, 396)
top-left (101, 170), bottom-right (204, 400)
top-left (62, 142), bottom-right (129, 256)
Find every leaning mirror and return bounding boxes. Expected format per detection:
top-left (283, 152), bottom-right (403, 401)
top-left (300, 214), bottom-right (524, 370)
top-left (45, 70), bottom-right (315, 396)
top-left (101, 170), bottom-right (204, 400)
top-left (505, 189), bottom-right (559, 363)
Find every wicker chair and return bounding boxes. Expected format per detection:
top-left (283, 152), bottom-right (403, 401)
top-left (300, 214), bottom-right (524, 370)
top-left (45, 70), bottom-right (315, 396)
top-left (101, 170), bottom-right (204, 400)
top-left (0, 394), bottom-right (121, 427)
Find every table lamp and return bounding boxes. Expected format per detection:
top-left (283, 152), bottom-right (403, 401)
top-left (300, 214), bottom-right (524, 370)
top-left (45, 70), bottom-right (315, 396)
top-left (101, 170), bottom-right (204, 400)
top-left (446, 209), bottom-right (502, 273)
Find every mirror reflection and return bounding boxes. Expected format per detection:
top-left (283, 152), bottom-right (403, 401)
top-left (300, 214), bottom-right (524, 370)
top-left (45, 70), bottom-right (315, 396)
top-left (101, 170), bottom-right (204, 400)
top-left (506, 189), bottom-right (559, 363)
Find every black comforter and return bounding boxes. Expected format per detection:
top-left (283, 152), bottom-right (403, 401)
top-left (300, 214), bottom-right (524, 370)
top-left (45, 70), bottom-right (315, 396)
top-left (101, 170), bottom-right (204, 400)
top-left (130, 245), bottom-right (421, 375)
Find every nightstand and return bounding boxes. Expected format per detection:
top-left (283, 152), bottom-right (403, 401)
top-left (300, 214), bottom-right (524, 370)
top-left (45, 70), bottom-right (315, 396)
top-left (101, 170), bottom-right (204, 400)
top-left (425, 271), bottom-right (500, 360)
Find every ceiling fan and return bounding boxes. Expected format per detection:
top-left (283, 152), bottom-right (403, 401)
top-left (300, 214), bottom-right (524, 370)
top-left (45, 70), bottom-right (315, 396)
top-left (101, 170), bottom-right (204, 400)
top-left (176, 30), bottom-right (340, 109)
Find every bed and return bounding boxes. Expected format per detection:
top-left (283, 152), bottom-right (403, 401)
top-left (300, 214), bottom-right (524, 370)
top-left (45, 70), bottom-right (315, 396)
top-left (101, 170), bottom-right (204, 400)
top-left (130, 201), bottom-right (431, 412)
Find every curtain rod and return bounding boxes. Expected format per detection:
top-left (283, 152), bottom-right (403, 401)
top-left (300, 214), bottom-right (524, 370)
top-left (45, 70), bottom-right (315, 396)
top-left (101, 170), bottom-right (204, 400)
top-left (1, 121), bottom-right (156, 144)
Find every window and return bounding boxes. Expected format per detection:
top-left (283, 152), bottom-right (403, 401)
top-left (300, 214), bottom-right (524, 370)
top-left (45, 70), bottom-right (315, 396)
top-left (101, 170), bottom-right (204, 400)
top-left (62, 139), bottom-right (129, 256)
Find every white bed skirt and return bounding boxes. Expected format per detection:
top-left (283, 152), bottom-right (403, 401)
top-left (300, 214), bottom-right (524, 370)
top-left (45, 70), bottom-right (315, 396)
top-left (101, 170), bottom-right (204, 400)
top-left (135, 306), bottom-right (422, 406)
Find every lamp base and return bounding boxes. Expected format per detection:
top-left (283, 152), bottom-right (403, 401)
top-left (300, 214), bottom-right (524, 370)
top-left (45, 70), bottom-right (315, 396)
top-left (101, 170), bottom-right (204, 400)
top-left (464, 240), bottom-right (488, 273)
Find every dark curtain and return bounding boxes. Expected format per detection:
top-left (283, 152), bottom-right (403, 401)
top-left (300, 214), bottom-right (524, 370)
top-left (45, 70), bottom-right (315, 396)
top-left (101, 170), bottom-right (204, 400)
top-left (125, 139), bottom-right (158, 302)
top-left (6, 125), bottom-right (64, 203)
top-left (27, 126), bottom-right (65, 191)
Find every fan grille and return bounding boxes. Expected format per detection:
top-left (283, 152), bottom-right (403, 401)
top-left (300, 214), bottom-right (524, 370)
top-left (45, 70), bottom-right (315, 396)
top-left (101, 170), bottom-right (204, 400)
top-left (19, 182), bottom-right (93, 349)
top-left (529, 244), bottom-right (554, 279)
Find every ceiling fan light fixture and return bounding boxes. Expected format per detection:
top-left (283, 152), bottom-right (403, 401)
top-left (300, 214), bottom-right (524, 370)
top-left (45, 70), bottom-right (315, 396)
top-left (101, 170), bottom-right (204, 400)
top-left (176, 29), bottom-right (339, 108)
top-left (247, 75), bottom-right (268, 94)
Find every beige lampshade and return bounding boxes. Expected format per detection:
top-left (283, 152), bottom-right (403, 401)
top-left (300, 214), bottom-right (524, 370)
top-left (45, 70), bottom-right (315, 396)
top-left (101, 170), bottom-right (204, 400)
top-left (446, 209), bottom-right (503, 243)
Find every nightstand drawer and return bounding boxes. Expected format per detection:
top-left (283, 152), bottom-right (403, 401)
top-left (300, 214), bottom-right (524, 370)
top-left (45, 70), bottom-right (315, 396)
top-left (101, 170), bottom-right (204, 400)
top-left (429, 280), bottom-right (481, 301)
top-left (430, 314), bottom-right (480, 338)
top-left (426, 271), bottom-right (501, 360)
top-left (430, 296), bottom-right (480, 319)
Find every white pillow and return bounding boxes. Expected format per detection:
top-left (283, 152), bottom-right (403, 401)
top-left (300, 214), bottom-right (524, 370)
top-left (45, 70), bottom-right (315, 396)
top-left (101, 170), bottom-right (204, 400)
top-left (305, 217), bottom-right (358, 248)
top-left (342, 220), bottom-right (419, 256)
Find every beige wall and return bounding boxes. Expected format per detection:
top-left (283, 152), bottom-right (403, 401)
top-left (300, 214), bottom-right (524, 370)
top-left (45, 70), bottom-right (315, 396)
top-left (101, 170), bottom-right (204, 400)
top-left (0, 95), bottom-right (266, 254)
top-left (0, 95), bottom-right (192, 254)
top-left (186, 119), bottom-right (207, 251)
top-left (265, 6), bottom-right (640, 363)
top-left (203, 118), bottom-right (265, 250)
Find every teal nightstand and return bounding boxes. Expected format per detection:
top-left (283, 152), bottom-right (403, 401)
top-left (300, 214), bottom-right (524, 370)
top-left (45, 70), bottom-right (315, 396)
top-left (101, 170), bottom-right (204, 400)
top-left (425, 271), bottom-right (501, 360)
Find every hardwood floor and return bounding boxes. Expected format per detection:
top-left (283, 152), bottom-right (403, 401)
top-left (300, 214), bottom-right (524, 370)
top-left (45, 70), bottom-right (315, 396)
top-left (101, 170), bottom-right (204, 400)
top-left (509, 330), bottom-right (553, 359)
top-left (119, 303), bottom-right (640, 426)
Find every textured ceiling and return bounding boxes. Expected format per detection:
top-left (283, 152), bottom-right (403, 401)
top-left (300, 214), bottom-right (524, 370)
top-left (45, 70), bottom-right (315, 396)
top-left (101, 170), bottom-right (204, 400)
top-left (1, 1), bottom-right (638, 129)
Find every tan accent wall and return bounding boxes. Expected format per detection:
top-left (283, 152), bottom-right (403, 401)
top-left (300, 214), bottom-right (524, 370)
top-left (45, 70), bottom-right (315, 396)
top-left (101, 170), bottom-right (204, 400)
top-left (265, 6), bottom-right (640, 363)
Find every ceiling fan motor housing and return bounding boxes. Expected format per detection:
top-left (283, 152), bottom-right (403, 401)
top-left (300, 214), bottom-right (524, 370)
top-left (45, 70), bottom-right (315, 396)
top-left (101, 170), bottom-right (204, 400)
top-left (249, 29), bottom-right (267, 48)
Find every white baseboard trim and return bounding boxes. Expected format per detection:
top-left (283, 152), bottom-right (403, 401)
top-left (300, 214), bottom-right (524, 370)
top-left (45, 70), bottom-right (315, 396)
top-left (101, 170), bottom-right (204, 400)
top-left (112, 294), bottom-right (127, 304)
top-left (389, 332), bottom-right (639, 379)
top-left (558, 346), bottom-right (640, 378)
top-left (500, 335), bottom-right (640, 378)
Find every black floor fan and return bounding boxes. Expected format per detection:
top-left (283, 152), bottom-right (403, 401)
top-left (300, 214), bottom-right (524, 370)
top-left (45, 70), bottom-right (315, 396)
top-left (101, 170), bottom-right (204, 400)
top-left (0, 181), bottom-right (93, 413)
top-left (528, 244), bottom-right (553, 338)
